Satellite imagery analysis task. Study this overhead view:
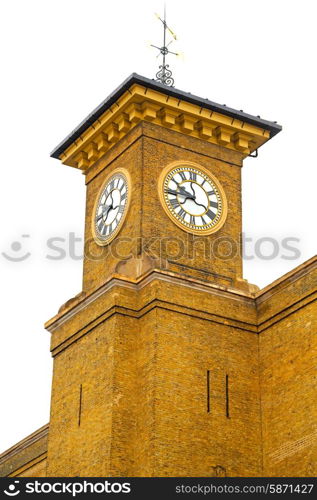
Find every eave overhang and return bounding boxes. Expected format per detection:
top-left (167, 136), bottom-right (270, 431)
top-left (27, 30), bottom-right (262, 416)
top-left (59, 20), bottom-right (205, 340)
top-left (51, 73), bottom-right (282, 171)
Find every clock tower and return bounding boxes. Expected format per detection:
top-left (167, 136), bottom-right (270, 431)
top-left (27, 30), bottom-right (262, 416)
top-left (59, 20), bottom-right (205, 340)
top-left (46, 74), bottom-right (282, 477)
top-left (2, 72), bottom-right (316, 479)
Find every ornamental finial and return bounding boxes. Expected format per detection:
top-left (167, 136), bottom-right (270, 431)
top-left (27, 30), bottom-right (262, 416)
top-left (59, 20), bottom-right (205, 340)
top-left (150, 6), bottom-right (179, 87)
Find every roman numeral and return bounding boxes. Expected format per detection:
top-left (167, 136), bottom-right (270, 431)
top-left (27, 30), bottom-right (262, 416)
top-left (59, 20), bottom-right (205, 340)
top-left (109, 180), bottom-right (115, 191)
top-left (207, 190), bottom-right (215, 196)
top-left (190, 215), bottom-right (196, 225)
top-left (121, 192), bottom-right (126, 201)
top-left (210, 201), bottom-right (218, 209)
top-left (206, 209), bottom-right (216, 220)
top-left (201, 216), bottom-right (207, 225)
top-left (179, 171), bottom-right (186, 181)
top-left (178, 208), bottom-right (186, 218)
top-left (170, 198), bottom-right (179, 209)
top-left (189, 171), bottom-right (197, 181)
top-left (119, 204), bottom-right (125, 213)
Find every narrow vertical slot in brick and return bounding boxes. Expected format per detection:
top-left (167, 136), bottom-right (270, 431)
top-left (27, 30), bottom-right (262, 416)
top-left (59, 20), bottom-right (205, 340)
top-left (226, 375), bottom-right (230, 418)
top-left (207, 370), bottom-right (211, 413)
top-left (78, 384), bottom-right (83, 427)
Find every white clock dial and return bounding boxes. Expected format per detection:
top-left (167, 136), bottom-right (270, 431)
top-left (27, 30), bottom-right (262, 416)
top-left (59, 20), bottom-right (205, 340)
top-left (93, 172), bottom-right (129, 244)
top-left (160, 164), bottom-right (227, 235)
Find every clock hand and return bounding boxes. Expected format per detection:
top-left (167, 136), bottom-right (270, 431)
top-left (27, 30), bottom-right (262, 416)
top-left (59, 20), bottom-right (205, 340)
top-left (193, 200), bottom-right (208, 211)
top-left (102, 191), bottom-right (117, 220)
top-left (103, 204), bottom-right (121, 224)
top-left (97, 204), bottom-right (113, 221)
top-left (178, 185), bottom-right (196, 198)
top-left (189, 182), bottom-right (208, 211)
top-left (166, 188), bottom-right (195, 200)
top-left (103, 204), bottom-right (113, 214)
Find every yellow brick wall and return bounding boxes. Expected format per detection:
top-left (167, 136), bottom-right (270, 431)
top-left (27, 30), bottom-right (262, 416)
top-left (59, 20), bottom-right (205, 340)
top-left (13, 457), bottom-right (47, 477)
top-left (258, 263), bottom-right (317, 477)
top-left (260, 303), bottom-right (317, 476)
top-left (47, 315), bottom-right (118, 476)
top-left (138, 308), bottom-right (261, 477)
top-left (46, 269), bottom-right (262, 476)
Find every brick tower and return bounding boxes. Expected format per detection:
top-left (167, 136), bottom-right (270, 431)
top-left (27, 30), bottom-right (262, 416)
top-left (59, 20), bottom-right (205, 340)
top-left (46, 74), bottom-right (278, 477)
top-left (1, 74), bottom-right (316, 478)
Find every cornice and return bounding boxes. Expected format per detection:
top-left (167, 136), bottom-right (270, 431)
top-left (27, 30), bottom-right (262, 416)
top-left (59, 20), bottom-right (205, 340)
top-left (44, 257), bottom-right (317, 339)
top-left (58, 83), bottom-right (271, 171)
top-left (0, 424), bottom-right (49, 465)
top-left (255, 255), bottom-right (317, 305)
top-left (50, 298), bottom-right (259, 357)
top-left (45, 268), bottom-right (256, 334)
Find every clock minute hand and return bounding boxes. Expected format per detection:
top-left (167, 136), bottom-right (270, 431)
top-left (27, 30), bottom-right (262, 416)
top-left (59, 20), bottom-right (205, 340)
top-left (189, 182), bottom-right (207, 210)
top-left (193, 199), bottom-right (207, 211)
top-left (166, 188), bottom-right (195, 200)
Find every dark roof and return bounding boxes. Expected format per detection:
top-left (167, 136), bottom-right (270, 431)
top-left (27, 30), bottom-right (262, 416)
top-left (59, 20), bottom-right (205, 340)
top-left (51, 73), bottom-right (282, 159)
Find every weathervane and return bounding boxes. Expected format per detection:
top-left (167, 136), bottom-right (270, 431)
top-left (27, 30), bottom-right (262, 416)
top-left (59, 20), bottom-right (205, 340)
top-left (151, 7), bottom-right (179, 86)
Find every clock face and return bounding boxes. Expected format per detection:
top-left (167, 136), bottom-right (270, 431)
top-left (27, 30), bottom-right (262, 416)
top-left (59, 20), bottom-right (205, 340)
top-left (93, 172), bottom-right (129, 245)
top-left (159, 163), bottom-right (227, 235)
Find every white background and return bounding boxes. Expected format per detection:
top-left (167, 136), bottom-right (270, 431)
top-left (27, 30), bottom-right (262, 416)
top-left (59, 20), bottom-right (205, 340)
top-left (0, 0), bottom-right (316, 454)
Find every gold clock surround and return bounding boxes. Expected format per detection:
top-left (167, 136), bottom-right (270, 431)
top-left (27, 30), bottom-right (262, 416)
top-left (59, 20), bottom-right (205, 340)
top-left (92, 168), bottom-right (131, 246)
top-left (158, 161), bottom-right (228, 235)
